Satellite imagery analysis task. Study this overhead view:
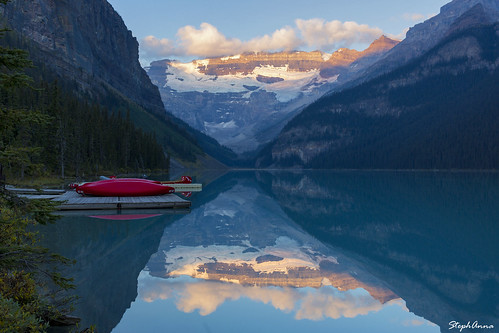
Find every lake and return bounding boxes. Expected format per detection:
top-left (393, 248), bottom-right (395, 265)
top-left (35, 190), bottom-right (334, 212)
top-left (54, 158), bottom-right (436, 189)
top-left (41, 170), bottom-right (498, 333)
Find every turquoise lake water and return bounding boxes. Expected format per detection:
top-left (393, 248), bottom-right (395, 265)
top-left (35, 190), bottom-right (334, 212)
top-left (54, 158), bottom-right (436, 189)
top-left (41, 171), bottom-right (498, 333)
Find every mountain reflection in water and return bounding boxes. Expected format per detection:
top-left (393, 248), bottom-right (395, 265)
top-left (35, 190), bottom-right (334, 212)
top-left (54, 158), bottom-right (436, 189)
top-left (140, 178), bottom-right (400, 319)
top-left (255, 171), bottom-right (498, 331)
top-left (40, 171), bottom-right (498, 333)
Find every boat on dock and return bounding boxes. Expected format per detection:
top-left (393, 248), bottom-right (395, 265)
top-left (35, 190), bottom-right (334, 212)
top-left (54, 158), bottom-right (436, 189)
top-left (72, 175), bottom-right (196, 197)
top-left (75, 179), bottom-right (176, 197)
top-left (5, 175), bottom-right (201, 211)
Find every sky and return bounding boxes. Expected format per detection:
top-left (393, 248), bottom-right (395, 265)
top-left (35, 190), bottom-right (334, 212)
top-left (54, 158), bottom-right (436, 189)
top-left (107, 0), bottom-right (450, 65)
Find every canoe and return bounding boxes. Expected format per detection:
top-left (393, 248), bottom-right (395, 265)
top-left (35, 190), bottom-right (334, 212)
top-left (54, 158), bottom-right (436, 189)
top-left (111, 176), bottom-right (192, 185)
top-left (75, 179), bottom-right (175, 197)
top-left (97, 175), bottom-right (192, 184)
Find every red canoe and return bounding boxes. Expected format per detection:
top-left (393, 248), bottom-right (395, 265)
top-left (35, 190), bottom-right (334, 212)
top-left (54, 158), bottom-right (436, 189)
top-left (75, 179), bottom-right (175, 197)
top-left (114, 176), bottom-right (192, 185)
top-left (92, 175), bottom-right (192, 184)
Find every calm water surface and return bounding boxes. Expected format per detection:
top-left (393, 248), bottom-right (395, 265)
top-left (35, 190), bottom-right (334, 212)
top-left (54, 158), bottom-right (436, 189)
top-left (40, 171), bottom-right (499, 333)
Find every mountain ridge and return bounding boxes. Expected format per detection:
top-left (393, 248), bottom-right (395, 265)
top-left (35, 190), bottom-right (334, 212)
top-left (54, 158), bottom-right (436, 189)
top-left (256, 16), bottom-right (499, 169)
top-left (350, 0), bottom-right (499, 85)
top-left (185, 35), bottom-right (399, 78)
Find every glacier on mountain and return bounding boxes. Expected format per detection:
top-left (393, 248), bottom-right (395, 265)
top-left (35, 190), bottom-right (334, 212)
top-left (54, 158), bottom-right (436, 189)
top-left (164, 61), bottom-right (337, 103)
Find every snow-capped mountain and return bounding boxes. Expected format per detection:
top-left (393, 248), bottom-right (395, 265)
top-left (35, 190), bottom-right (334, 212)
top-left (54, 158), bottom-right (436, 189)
top-left (147, 36), bottom-right (398, 153)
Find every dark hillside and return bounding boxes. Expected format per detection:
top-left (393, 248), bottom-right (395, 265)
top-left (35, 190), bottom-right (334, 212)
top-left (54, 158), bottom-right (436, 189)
top-left (257, 22), bottom-right (499, 169)
top-left (0, 0), bottom-right (234, 169)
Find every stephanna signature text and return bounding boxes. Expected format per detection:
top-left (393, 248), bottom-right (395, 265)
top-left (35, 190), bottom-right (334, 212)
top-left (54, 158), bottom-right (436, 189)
top-left (449, 321), bottom-right (494, 332)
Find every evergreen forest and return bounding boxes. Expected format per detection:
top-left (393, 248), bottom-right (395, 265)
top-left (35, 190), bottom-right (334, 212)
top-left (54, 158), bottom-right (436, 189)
top-left (0, 28), bottom-right (176, 179)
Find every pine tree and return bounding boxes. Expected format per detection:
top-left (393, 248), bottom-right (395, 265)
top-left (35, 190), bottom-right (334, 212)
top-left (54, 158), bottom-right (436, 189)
top-left (0, 1), bottom-right (52, 180)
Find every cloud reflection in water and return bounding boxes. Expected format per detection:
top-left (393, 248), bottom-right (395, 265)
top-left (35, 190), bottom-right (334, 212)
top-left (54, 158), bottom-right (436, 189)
top-left (138, 272), bottom-right (403, 320)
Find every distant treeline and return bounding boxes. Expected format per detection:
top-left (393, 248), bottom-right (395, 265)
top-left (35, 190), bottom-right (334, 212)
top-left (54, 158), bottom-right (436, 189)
top-left (1, 80), bottom-right (169, 178)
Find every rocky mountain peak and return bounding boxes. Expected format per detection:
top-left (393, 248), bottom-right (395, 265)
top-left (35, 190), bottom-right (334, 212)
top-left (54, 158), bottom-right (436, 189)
top-left (324, 48), bottom-right (361, 66)
top-left (406, 0), bottom-right (499, 43)
top-left (195, 51), bottom-right (329, 76)
top-left (362, 35), bottom-right (400, 55)
top-left (441, 0), bottom-right (499, 19)
top-left (2, 0), bottom-right (165, 116)
top-left (446, 3), bottom-right (493, 35)
top-left (350, 0), bottom-right (499, 85)
top-left (179, 37), bottom-right (399, 79)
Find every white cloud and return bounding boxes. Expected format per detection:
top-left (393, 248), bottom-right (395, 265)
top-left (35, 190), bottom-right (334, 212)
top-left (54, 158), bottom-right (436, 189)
top-left (177, 23), bottom-right (243, 58)
top-left (295, 18), bottom-right (383, 51)
top-left (140, 19), bottom-right (384, 60)
top-left (141, 35), bottom-right (182, 59)
top-left (139, 276), bottom-right (389, 319)
top-left (245, 26), bottom-right (302, 53)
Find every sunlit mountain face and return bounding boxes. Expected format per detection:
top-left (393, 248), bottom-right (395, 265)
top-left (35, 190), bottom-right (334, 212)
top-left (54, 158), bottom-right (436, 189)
top-left (146, 37), bottom-right (398, 153)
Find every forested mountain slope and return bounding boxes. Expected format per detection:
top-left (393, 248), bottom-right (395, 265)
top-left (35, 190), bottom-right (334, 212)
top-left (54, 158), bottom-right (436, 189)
top-left (1, 0), bottom-right (233, 170)
top-left (0, 34), bottom-right (171, 177)
top-left (257, 18), bottom-right (499, 169)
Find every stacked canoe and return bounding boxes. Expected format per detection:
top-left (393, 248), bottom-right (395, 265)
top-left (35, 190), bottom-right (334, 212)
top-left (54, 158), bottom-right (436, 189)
top-left (73, 176), bottom-right (193, 197)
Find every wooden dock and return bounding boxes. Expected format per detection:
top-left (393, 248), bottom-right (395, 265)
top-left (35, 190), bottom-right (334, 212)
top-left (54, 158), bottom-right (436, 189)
top-left (6, 182), bottom-right (200, 211)
top-left (52, 190), bottom-right (191, 210)
top-left (5, 185), bottom-right (66, 195)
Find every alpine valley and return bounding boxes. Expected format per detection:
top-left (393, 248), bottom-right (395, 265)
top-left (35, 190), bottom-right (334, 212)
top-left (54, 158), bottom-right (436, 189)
top-left (2, 0), bottom-right (498, 171)
top-left (147, 36), bottom-right (399, 154)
